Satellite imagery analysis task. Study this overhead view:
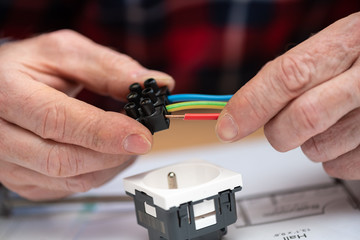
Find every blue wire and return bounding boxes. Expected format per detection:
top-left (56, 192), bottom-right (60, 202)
top-left (168, 94), bottom-right (233, 103)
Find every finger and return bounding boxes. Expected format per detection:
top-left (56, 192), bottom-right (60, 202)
top-left (16, 69), bottom-right (83, 96)
top-left (18, 30), bottom-right (175, 99)
top-left (264, 61), bottom-right (360, 151)
top-left (30, 74), bottom-right (83, 97)
top-left (0, 74), bottom-right (152, 154)
top-left (0, 118), bottom-right (136, 177)
top-left (0, 180), bottom-right (72, 201)
top-left (216, 13), bottom-right (360, 142)
top-left (322, 146), bottom-right (360, 180)
top-left (0, 160), bottom-right (134, 201)
top-left (301, 107), bottom-right (360, 163)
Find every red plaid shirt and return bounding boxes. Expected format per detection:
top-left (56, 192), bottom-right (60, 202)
top-left (0, 0), bottom-right (359, 109)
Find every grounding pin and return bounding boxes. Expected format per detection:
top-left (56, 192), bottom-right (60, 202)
top-left (167, 172), bottom-right (178, 189)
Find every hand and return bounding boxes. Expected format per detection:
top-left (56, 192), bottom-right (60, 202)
top-left (0, 30), bottom-right (175, 200)
top-left (216, 13), bottom-right (360, 180)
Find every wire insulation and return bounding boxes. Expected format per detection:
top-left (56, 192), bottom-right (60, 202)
top-left (167, 94), bottom-right (233, 103)
top-left (166, 101), bottom-right (226, 112)
top-left (166, 113), bottom-right (220, 120)
top-left (184, 113), bottom-right (220, 120)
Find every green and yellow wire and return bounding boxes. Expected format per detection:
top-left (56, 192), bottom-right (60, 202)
top-left (166, 101), bottom-right (227, 113)
top-left (165, 101), bottom-right (227, 120)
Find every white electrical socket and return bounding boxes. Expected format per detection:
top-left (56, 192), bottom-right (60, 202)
top-left (123, 160), bottom-right (242, 240)
top-left (123, 160), bottom-right (243, 210)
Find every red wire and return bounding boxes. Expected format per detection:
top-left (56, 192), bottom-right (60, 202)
top-left (183, 113), bottom-right (220, 120)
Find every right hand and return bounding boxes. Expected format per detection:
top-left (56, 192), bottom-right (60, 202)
top-left (215, 13), bottom-right (360, 180)
top-left (0, 30), bottom-right (175, 201)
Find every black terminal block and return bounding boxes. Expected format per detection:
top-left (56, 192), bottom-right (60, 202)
top-left (124, 78), bottom-right (170, 134)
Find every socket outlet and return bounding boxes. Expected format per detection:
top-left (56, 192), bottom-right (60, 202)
top-left (123, 160), bottom-right (242, 240)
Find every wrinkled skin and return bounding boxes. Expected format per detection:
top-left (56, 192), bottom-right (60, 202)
top-left (0, 30), bottom-right (174, 200)
top-left (216, 12), bottom-right (360, 180)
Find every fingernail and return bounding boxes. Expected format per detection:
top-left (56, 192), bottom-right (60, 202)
top-left (216, 114), bottom-right (239, 142)
top-left (123, 134), bottom-right (151, 154)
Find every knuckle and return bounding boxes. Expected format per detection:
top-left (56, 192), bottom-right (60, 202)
top-left (275, 53), bottom-right (314, 96)
top-left (65, 175), bottom-right (95, 193)
top-left (293, 99), bottom-right (325, 135)
top-left (80, 116), bottom-right (107, 151)
top-left (41, 29), bottom-right (81, 46)
top-left (38, 101), bottom-right (67, 140)
top-left (43, 145), bottom-right (80, 177)
top-left (39, 31), bottom-right (66, 49)
top-left (242, 88), bottom-right (271, 120)
top-left (88, 132), bottom-right (103, 150)
top-left (38, 30), bottom-right (91, 61)
top-left (301, 137), bottom-right (329, 163)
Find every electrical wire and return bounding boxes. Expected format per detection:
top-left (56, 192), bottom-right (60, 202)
top-left (165, 94), bottom-right (230, 121)
top-left (166, 113), bottom-right (220, 120)
top-left (166, 101), bottom-right (227, 113)
top-left (167, 94), bottom-right (233, 103)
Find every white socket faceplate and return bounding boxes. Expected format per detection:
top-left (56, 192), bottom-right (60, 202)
top-left (123, 160), bottom-right (243, 210)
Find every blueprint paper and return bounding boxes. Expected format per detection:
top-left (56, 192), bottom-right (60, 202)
top-left (1, 138), bottom-right (359, 240)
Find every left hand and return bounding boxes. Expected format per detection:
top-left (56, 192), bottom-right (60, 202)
top-left (0, 30), bottom-right (175, 200)
top-left (216, 12), bottom-right (360, 180)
